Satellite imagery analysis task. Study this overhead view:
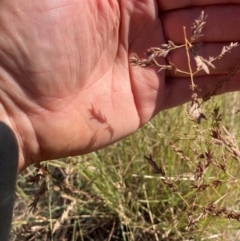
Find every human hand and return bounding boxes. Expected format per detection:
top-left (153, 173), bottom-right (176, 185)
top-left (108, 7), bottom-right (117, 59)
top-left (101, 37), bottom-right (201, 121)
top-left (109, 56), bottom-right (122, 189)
top-left (0, 0), bottom-right (240, 171)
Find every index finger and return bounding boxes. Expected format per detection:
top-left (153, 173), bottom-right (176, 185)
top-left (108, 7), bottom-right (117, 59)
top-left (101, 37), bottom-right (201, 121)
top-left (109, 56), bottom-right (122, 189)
top-left (157, 0), bottom-right (240, 11)
top-left (160, 5), bottom-right (240, 43)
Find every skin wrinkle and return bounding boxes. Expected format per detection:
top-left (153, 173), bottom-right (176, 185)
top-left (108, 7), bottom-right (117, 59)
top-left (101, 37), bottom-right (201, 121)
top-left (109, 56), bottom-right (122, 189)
top-left (20, 1), bottom-right (79, 25)
top-left (126, 0), bottom-right (165, 124)
top-left (0, 34), bottom-right (25, 75)
top-left (38, 94), bottom-right (78, 112)
top-left (0, 73), bottom-right (36, 113)
top-left (64, 23), bottom-right (73, 93)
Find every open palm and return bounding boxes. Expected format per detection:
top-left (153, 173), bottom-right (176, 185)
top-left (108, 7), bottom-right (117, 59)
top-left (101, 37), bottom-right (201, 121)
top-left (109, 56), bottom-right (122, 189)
top-left (0, 0), bottom-right (240, 171)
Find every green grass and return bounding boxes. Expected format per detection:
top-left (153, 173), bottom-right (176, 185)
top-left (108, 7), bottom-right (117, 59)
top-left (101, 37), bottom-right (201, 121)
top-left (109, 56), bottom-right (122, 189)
top-left (11, 92), bottom-right (240, 241)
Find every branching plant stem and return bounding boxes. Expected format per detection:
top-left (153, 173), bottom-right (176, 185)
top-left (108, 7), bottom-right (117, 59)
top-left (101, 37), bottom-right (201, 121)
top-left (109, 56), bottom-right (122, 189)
top-left (183, 26), bottom-right (195, 90)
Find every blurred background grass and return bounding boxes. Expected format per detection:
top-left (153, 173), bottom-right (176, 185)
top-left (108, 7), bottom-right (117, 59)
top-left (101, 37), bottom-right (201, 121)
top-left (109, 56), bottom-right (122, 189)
top-left (11, 92), bottom-right (240, 241)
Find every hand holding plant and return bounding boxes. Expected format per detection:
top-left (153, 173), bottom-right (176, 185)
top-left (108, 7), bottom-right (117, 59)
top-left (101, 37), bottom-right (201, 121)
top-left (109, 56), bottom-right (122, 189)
top-left (0, 1), bottom-right (240, 172)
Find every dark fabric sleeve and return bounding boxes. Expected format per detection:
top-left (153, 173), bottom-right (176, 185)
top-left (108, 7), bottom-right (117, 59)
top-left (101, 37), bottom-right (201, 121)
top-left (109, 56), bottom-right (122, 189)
top-left (0, 122), bottom-right (18, 241)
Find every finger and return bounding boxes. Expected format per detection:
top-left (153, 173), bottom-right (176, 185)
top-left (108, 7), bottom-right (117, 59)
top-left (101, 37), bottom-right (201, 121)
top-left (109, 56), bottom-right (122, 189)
top-left (160, 5), bottom-right (240, 43)
top-left (157, 0), bottom-right (240, 11)
top-left (166, 42), bottom-right (240, 76)
top-left (161, 72), bottom-right (240, 110)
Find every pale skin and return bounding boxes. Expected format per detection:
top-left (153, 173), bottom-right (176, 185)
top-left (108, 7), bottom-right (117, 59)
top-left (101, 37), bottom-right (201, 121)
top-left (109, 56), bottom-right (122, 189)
top-left (0, 0), bottom-right (240, 172)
